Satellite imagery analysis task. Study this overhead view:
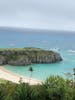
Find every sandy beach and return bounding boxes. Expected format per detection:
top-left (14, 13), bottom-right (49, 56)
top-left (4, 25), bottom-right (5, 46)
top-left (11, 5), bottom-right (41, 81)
top-left (0, 66), bottom-right (42, 85)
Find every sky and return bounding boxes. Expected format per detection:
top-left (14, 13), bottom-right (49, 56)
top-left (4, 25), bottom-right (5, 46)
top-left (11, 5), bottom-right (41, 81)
top-left (0, 0), bottom-right (75, 31)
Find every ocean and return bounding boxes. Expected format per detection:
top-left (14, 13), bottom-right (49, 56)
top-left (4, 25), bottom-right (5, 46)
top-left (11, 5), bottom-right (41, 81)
top-left (0, 28), bottom-right (75, 80)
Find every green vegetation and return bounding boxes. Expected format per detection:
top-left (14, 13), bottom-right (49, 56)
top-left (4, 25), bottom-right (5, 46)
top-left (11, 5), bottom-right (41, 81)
top-left (0, 76), bottom-right (75, 100)
top-left (0, 47), bottom-right (62, 66)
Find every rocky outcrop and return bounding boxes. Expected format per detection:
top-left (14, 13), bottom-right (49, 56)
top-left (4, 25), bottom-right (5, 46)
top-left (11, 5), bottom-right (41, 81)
top-left (0, 48), bottom-right (62, 66)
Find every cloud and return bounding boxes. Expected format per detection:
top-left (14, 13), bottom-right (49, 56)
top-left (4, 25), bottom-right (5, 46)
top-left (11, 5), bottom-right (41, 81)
top-left (0, 0), bottom-right (75, 31)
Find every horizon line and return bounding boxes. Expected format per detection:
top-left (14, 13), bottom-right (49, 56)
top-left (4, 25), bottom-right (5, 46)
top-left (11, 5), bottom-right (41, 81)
top-left (0, 26), bottom-right (75, 33)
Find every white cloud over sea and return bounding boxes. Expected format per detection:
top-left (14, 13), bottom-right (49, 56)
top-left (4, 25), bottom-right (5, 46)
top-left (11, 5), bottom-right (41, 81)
top-left (0, 0), bottom-right (75, 31)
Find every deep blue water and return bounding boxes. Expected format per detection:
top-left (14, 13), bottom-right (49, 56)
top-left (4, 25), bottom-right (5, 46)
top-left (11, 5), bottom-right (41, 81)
top-left (0, 28), bottom-right (75, 80)
top-left (0, 28), bottom-right (75, 50)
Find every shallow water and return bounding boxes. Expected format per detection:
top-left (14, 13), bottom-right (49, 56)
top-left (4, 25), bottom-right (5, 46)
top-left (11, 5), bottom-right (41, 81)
top-left (3, 50), bottom-right (75, 80)
top-left (0, 28), bottom-right (75, 80)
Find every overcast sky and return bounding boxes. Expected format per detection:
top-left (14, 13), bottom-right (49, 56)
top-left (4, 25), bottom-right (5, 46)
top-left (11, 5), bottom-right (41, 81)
top-left (0, 0), bottom-right (75, 31)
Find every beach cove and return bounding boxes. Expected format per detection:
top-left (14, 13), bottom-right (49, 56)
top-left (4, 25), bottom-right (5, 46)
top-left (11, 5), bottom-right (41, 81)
top-left (0, 29), bottom-right (75, 81)
top-left (0, 66), bottom-right (41, 85)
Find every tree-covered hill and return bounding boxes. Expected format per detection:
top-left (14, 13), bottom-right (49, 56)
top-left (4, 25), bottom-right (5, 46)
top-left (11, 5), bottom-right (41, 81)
top-left (0, 47), bottom-right (62, 66)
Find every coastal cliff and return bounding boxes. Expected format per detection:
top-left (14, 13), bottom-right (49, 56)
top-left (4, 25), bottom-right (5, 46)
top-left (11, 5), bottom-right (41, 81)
top-left (0, 48), bottom-right (62, 66)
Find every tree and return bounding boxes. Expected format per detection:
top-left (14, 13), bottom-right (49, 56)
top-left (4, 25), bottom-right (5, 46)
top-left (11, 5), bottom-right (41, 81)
top-left (28, 66), bottom-right (33, 84)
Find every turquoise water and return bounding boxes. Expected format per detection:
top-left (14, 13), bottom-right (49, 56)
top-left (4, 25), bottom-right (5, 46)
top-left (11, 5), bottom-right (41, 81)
top-left (0, 28), bottom-right (75, 80)
top-left (3, 50), bottom-right (75, 80)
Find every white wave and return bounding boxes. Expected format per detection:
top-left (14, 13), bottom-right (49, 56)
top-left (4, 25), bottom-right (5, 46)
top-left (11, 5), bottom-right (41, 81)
top-left (67, 50), bottom-right (75, 53)
top-left (50, 48), bottom-right (60, 52)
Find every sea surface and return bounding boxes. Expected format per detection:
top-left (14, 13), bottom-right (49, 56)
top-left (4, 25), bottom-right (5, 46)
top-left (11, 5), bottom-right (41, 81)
top-left (0, 28), bottom-right (75, 80)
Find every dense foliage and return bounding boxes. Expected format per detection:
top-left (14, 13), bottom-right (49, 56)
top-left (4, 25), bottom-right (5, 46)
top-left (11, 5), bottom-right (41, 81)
top-left (0, 76), bottom-right (75, 100)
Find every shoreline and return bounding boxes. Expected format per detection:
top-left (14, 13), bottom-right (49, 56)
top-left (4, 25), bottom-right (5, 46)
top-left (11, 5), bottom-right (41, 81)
top-left (0, 66), bottom-right (42, 85)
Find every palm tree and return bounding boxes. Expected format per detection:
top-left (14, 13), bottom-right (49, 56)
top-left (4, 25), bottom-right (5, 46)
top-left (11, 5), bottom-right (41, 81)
top-left (28, 66), bottom-right (33, 84)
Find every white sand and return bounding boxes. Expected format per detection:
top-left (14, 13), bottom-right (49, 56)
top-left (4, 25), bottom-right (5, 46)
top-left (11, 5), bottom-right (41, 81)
top-left (0, 66), bottom-right (42, 85)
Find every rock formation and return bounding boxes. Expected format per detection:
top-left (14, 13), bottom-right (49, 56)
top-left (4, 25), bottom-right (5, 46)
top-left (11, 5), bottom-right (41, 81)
top-left (0, 48), bottom-right (62, 66)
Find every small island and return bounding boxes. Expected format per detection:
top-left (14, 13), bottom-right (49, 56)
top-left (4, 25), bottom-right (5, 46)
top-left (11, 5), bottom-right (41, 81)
top-left (0, 47), bottom-right (62, 66)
